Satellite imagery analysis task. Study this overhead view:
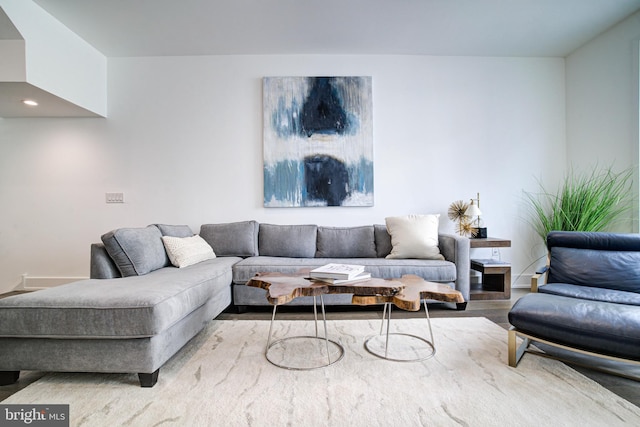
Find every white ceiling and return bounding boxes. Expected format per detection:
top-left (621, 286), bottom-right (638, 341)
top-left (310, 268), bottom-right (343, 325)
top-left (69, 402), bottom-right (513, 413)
top-left (33, 0), bottom-right (640, 58)
top-left (3, 0), bottom-right (639, 118)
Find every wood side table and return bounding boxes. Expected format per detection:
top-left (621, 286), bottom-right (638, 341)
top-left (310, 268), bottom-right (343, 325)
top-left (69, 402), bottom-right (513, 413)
top-left (469, 237), bottom-right (511, 300)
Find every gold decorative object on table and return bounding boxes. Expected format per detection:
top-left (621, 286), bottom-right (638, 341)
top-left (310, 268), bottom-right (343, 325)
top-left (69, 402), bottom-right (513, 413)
top-left (449, 193), bottom-right (486, 238)
top-left (448, 199), bottom-right (473, 236)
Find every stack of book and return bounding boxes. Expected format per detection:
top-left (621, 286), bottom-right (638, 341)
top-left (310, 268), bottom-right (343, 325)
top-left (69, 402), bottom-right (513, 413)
top-left (309, 263), bottom-right (371, 284)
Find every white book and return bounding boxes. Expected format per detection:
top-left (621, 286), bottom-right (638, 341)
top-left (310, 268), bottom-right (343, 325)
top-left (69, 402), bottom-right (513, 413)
top-left (312, 272), bottom-right (372, 285)
top-left (309, 263), bottom-right (366, 280)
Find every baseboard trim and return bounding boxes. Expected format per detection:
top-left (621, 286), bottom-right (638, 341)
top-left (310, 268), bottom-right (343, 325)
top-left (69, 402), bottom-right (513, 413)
top-left (19, 275), bottom-right (88, 291)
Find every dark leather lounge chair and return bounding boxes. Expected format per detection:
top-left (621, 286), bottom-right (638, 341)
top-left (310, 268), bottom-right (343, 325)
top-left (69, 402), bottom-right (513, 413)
top-left (508, 231), bottom-right (640, 378)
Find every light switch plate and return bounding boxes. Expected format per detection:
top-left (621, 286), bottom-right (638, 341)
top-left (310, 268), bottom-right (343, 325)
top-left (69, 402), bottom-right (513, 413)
top-left (105, 192), bottom-right (124, 203)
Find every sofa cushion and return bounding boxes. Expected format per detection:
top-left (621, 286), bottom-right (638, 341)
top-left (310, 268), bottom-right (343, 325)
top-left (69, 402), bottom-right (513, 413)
top-left (162, 235), bottom-right (216, 268)
top-left (156, 224), bottom-right (194, 237)
top-left (509, 292), bottom-right (640, 360)
top-left (199, 221), bottom-right (259, 257)
top-left (374, 224), bottom-right (393, 257)
top-left (385, 214), bottom-right (444, 260)
top-left (101, 225), bottom-right (169, 276)
top-left (0, 257), bottom-right (241, 339)
top-left (232, 256), bottom-right (456, 284)
top-left (548, 246), bottom-right (640, 293)
top-left (539, 283), bottom-right (640, 306)
top-left (259, 224), bottom-right (317, 258)
top-left (316, 226), bottom-right (377, 258)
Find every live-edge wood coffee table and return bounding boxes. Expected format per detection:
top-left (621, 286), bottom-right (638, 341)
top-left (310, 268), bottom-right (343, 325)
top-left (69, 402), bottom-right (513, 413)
top-left (351, 274), bottom-right (465, 361)
top-left (246, 271), bottom-right (465, 367)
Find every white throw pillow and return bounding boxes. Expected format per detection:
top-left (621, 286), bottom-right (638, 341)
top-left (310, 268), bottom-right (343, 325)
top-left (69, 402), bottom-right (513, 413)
top-left (384, 214), bottom-right (444, 260)
top-left (162, 235), bottom-right (216, 268)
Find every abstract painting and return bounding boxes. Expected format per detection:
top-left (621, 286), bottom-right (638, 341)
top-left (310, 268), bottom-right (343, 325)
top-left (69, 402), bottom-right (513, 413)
top-left (263, 76), bottom-right (373, 207)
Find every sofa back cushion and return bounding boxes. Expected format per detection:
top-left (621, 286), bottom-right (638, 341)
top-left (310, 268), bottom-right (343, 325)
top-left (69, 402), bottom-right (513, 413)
top-left (259, 224), bottom-right (317, 257)
top-left (316, 226), bottom-right (377, 258)
top-left (547, 231), bottom-right (640, 293)
top-left (101, 225), bottom-right (169, 277)
top-left (155, 224), bottom-right (194, 237)
top-left (374, 224), bottom-right (393, 258)
top-left (199, 221), bottom-right (259, 257)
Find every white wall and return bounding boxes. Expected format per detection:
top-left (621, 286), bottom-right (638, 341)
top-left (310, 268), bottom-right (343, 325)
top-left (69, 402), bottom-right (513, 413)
top-left (566, 11), bottom-right (640, 231)
top-left (0, 54), bottom-right (566, 293)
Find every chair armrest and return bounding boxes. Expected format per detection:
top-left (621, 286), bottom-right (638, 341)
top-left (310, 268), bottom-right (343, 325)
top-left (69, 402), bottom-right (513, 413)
top-left (530, 266), bottom-right (549, 293)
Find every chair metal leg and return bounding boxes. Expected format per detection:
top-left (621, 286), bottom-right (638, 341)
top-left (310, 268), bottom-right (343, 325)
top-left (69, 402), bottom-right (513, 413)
top-left (508, 328), bottom-right (640, 381)
top-left (508, 327), bottom-right (529, 367)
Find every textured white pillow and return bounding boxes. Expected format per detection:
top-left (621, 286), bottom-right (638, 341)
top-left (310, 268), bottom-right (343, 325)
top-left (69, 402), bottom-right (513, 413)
top-left (385, 214), bottom-right (444, 260)
top-left (162, 235), bottom-right (216, 268)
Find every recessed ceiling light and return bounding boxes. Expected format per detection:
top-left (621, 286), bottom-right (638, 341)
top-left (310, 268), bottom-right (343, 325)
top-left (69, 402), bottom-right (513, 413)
top-left (23, 99), bottom-right (38, 106)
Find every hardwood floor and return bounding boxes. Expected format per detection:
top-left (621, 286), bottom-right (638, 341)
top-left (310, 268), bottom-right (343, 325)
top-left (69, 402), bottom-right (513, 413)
top-left (1, 288), bottom-right (638, 406)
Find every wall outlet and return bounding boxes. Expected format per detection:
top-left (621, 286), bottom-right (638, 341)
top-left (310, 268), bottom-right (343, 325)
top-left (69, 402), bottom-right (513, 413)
top-left (491, 248), bottom-right (500, 259)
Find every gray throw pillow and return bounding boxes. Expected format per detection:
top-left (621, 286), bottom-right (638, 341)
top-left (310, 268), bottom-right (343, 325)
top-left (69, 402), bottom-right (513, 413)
top-left (155, 224), bottom-right (194, 237)
top-left (259, 224), bottom-right (317, 258)
top-left (316, 226), bottom-right (376, 258)
top-left (101, 225), bottom-right (169, 276)
top-left (199, 221), bottom-right (259, 257)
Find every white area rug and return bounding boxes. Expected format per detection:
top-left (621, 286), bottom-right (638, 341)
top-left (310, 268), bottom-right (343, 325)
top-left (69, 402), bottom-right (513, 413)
top-left (5, 317), bottom-right (640, 426)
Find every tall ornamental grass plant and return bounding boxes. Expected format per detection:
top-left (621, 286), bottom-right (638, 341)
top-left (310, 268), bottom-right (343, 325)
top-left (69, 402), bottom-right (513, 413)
top-left (525, 166), bottom-right (634, 244)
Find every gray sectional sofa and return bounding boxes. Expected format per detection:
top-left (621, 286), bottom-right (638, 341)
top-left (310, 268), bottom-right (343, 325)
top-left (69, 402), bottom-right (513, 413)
top-left (226, 222), bottom-right (470, 310)
top-left (0, 220), bottom-right (469, 388)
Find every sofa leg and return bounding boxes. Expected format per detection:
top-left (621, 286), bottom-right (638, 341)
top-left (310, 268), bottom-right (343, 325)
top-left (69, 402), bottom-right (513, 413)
top-left (138, 369), bottom-right (159, 387)
top-left (0, 371), bottom-right (20, 386)
top-left (456, 302), bottom-right (467, 311)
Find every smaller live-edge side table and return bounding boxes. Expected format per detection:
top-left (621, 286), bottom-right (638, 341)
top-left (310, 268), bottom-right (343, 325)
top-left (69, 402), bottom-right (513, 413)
top-left (469, 237), bottom-right (511, 300)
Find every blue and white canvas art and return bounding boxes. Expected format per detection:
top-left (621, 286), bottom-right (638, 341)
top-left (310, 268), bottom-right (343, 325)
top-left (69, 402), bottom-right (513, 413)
top-left (263, 76), bottom-right (373, 207)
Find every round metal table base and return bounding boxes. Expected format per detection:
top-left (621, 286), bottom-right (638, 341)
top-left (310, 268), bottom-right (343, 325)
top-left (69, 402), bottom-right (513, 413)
top-left (364, 332), bottom-right (436, 362)
top-left (266, 336), bottom-right (345, 370)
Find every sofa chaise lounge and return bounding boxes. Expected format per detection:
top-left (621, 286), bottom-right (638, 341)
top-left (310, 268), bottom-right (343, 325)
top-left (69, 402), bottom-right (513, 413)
top-left (0, 218), bottom-right (469, 387)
